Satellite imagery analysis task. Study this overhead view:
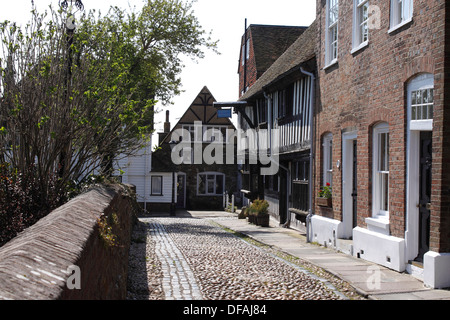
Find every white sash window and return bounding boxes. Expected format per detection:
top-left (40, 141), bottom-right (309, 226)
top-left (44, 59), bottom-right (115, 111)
top-left (389, 0), bottom-right (413, 32)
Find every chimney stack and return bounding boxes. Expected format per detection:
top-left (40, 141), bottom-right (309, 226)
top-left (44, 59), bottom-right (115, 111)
top-left (159, 110), bottom-right (171, 145)
top-left (164, 110), bottom-right (171, 133)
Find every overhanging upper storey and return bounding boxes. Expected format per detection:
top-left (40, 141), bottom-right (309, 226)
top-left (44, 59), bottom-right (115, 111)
top-left (213, 101), bottom-right (256, 129)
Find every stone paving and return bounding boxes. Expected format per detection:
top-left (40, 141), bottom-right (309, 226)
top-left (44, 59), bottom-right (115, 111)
top-left (148, 220), bottom-right (202, 300)
top-left (127, 215), bottom-right (358, 300)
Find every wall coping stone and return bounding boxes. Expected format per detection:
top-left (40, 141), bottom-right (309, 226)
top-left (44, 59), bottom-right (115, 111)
top-left (0, 184), bottom-right (137, 300)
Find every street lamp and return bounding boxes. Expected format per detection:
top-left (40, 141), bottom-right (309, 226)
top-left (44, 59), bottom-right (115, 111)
top-left (59, 0), bottom-right (84, 31)
top-left (59, 0), bottom-right (84, 13)
top-left (58, 0), bottom-right (84, 178)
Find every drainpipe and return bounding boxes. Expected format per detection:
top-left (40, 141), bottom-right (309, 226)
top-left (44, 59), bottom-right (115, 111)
top-left (300, 67), bottom-right (315, 243)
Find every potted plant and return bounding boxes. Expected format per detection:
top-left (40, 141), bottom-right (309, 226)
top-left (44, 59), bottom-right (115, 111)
top-left (249, 199), bottom-right (270, 227)
top-left (247, 207), bottom-right (256, 224)
top-left (317, 183), bottom-right (332, 207)
top-left (238, 206), bottom-right (247, 219)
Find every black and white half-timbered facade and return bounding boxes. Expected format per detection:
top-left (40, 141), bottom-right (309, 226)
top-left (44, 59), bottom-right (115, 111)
top-left (216, 22), bottom-right (317, 231)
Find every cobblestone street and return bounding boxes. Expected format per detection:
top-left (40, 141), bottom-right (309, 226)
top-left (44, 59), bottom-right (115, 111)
top-left (127, 214), bottom-right (362, 301)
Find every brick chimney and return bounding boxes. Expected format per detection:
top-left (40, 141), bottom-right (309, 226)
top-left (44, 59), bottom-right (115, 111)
top-left (158, 110), bottom-right (171, 145)
top-left (164, 110), bottom-right (170, 133)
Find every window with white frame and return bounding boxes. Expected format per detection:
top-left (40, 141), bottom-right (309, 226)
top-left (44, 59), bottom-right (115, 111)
top-left (323, 133), bottom-right (333, 186)
top-left (181, 124), bottom-right (226, 143)
top-left (390, 0), bottom-right (413, 31)
top-left (411, 88), bottom-right (434, 121)
top-left (203, 126), bottom-right (226, 143)
top-left (151, 176), bottom-right (163, 196)
top-left (353, 0), bottom-right (369, 50)
top-left (246, 38), bottom-right (250, 60)
top-left (197, 172), bottom-right (225, 196)
top-left (372, 123), bottom-right (389, 219)
top-left (182, 125), bottom-right (198, 142)
top-left (326, 0), bottom-right (339, 65)
top-left (241, 38), bottom-right (250, 66)
top-left (408, 73), bottom-right (434, 131)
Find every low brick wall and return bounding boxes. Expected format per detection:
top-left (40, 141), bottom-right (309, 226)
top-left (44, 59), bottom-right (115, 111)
top-left (0, 184), bottom-right (138, 300)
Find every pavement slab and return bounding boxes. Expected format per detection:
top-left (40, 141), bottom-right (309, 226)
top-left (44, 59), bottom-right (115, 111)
top-left (183, 210), bottom-right (450, 300)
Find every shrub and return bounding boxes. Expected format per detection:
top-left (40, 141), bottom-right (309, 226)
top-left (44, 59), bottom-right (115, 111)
top-left (249, 199), bottom-right (269, 217)
top-left (0, 163), bottom-right (68, 246)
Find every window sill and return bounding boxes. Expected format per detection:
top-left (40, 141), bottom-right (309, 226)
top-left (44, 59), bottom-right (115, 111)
top-left (351, 41), bottom-right (369, 55)
top-left (365, 216), bottom-right (390, 235)
top-left (410, 119), bottom-right (433, 131)
top-left (388, 18), bottom-right (413, 34)
top-left (323, 59), bottom-right (338, 70)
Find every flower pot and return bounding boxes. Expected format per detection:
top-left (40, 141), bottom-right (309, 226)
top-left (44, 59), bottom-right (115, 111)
top-left (256, 214), bottom-right (270, 227)
top-left (317, 197), bottom-right (332, 207)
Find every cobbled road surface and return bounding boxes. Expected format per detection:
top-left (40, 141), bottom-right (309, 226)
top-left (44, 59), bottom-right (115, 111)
top-left (127, 216), bottom-right (354, 301)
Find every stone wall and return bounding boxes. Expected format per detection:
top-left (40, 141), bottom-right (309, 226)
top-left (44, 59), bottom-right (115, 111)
top-left (0, 184), bottom-right (138, 300)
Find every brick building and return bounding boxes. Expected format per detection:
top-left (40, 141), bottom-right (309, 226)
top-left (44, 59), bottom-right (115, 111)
top-left (151, 86), bottom-right (239, 212)
top-left (312, 0), bottom-right (450, 288)
top-left (238, 23), bottom-right (307, 97)
top-left (235, 23), bottom-right (316, 230)
top-left (215, 22), bottom-right (313, 230)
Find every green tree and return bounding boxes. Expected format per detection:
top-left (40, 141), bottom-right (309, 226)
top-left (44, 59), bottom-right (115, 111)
top-left (0, 0), bottom-right (217, 204)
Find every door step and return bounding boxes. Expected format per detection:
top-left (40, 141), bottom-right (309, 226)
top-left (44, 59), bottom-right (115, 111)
top-left (406, 260), bottom-right (424, 281)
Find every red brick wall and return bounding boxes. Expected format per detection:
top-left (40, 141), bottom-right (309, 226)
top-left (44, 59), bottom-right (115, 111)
top-left (238, 30), bottom-right (258, 98)
top-left (314, 0), bottom-right (447, 247)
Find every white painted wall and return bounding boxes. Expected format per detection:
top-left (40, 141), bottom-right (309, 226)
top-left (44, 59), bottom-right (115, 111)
top-left (115, 137), bottom-right (152, 205)
top-left (309, 215), bottom-right (343, 249)
top-left (147, 173), bottom-right (175, 204)
top-left (424, 251), bottom-right (450, 289)
top-left (353, 227), bottom-right (406, 272)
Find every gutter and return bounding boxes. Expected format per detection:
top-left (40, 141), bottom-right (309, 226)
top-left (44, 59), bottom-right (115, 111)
top-left (300, 67), bottom-right (315, 243)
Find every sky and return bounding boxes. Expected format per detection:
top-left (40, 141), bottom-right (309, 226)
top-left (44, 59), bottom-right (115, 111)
top-left (0, 0), bottom-right (316, 146)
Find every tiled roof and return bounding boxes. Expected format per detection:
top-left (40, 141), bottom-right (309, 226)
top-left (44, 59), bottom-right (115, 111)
top-left (174, 86), bottom-right (233, 126)
top-left (160, 86), bottom-right (235, 145)
top-left (248, 25), bottom-right (308, 78)
top-left (240, 20), bottom-right (317, 101)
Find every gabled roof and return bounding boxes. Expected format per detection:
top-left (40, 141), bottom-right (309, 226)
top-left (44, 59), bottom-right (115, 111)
top-left (160, 86), bottom-right (235, 145)
top-left (240, 20), bottom-right (317, 101)
top-left (249, 25), bottom-right (308, 77)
